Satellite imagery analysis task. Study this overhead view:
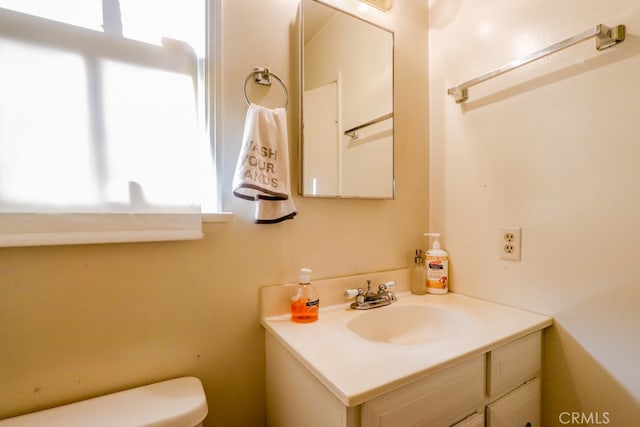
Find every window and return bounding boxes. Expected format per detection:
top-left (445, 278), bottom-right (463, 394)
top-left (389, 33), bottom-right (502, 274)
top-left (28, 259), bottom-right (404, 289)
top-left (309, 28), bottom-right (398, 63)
top-left (0, 1), bottom-right (220, 246)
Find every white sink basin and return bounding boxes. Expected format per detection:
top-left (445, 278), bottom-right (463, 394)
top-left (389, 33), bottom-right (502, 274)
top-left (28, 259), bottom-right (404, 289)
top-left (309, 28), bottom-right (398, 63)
top-left (346, 304), bottom-right (472, 345)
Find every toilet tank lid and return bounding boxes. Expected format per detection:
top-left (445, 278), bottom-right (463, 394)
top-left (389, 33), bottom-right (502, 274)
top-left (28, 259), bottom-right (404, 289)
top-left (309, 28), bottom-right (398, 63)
top-left (0, 376), bottom-right (208, 427)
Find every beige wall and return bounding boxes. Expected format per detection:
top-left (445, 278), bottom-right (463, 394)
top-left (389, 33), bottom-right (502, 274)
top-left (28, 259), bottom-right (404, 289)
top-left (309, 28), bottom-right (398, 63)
top-left (429, 0), bottom-right (640, 425)
top-left (0, 1), bottom-right (429, 426)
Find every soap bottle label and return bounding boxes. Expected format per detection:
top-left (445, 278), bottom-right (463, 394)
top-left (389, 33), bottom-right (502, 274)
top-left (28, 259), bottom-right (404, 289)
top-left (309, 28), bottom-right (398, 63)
top-left (426, 256), bottom-right (448, 290)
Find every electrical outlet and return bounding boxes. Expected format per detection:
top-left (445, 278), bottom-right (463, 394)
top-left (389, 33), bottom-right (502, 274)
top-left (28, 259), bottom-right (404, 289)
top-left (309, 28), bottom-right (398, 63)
top-left (500, 226), bottom-right (521, 261)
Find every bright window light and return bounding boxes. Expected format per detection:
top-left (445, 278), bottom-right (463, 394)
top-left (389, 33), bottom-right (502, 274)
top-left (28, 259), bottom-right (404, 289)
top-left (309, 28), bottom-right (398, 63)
top-left (0, 0), bottom-right (204, 55)
top-left (0, 1), bottom-right (215, 245)
top-left (0, 0), bottom-right (102, 30)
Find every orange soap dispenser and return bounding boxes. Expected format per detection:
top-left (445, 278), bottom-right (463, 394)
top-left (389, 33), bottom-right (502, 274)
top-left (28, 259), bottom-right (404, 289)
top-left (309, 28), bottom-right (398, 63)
top-left (290, 268), bottom-right (320, 323)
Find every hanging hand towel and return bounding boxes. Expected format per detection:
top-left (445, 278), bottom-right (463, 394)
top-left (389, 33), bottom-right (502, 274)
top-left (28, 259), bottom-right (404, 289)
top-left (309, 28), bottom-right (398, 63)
top-left (232, 103), bottom-right (297, 223)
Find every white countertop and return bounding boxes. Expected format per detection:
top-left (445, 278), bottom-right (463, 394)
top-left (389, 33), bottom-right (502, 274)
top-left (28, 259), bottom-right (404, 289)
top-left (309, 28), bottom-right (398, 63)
top-left (262, 285), bottom-right (552, 407)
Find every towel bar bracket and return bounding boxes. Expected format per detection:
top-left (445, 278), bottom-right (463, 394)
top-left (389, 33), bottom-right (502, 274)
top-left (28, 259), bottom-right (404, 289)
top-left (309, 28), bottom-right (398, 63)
top-left (253, 67), bottom-right (272, 86)
top-left (447, 23), bottom-right (626, 103)
top-left (595, 24), bottom-right (625, 50)
top-left (243, 67), bottom-right (289, 108)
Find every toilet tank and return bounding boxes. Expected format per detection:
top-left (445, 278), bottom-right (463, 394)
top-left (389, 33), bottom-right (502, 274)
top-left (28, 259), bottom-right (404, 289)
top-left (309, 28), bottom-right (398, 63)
top-left (0, 377), bottom-right (208, 427)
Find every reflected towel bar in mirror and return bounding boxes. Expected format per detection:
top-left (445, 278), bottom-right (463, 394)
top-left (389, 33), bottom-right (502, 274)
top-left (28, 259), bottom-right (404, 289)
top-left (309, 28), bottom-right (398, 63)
top-left (447, 24), bottom-right (625, 103)
top-left (344, 112), bottom-right (393, 139)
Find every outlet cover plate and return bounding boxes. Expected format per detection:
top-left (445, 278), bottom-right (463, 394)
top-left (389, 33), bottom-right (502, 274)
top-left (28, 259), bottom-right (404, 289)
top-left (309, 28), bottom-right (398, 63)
top-left (500, 226), bottom-right (521, 261)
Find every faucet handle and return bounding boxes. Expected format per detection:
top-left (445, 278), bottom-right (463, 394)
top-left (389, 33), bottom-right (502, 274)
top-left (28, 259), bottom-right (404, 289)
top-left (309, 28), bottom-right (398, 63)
top-left (344, 289), bottom-right (360, 298)
top-left (344, 288), bottom-right (365, 304)
top-left (378, 281), bottom-right (396, 291)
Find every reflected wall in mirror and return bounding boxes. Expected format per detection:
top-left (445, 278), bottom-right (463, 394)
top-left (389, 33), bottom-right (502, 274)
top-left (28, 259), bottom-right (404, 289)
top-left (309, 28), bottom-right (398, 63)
top-left (300, 0), bottom-right (394, 198)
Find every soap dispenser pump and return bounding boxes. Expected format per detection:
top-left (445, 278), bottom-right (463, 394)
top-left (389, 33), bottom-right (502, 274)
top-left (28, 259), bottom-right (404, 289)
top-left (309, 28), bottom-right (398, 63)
top-left (424, 233), bottom-right (449, 294)
top-left (290, 268), bottom-right (320, 323)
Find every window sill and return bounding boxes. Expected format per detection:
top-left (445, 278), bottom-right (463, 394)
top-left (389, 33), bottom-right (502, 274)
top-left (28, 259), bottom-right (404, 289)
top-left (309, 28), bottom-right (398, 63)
top-left (202, 212), bottom-right (234, 223)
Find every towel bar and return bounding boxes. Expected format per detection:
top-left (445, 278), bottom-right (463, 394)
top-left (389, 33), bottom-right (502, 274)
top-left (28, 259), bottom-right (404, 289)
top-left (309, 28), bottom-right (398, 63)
top-left (243, 67), bottom-right (289, 108)
top-left (344, 112), bottom-right (393, 139)
top-left (447, 24), bottom-right (625, 103)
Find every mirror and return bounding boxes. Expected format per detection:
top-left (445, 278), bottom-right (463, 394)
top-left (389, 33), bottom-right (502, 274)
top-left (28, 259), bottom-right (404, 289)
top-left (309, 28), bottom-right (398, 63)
top-left (300, 0), bottom-right (394, 199)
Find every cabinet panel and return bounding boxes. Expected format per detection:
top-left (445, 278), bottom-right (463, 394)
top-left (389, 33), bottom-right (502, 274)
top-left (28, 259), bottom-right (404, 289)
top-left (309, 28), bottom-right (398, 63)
top-left (487, 331), bottom-right (541, 399)
top-left (266, 334), bottom-right (356, 427)
top-left (487, 378), bottom-right (540, 427)
top-left (362, 356), bottom-right (484, 427)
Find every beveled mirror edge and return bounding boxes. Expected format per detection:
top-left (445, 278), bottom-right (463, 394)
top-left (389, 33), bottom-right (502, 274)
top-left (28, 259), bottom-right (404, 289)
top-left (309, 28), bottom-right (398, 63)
top-left (298, 0), bottom-right (395, 200)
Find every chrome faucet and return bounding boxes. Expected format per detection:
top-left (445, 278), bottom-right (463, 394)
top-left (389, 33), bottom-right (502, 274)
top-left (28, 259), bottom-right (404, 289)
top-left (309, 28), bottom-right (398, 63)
top-left (344, 280), bottom-right (397, 310)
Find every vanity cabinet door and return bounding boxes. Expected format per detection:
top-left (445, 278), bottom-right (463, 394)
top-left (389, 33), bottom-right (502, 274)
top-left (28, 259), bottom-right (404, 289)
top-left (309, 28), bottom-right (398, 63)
top-left (487, 331), bottom-right (541, 400)
top-left (361, 356), bottom-right (484, 427)
top-left (486, 378), bottom-right (540, 427)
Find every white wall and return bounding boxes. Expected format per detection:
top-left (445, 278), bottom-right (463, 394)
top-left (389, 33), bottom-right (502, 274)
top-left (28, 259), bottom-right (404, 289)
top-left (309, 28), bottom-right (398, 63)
top-left (429, 0), bottom-right (640, 424)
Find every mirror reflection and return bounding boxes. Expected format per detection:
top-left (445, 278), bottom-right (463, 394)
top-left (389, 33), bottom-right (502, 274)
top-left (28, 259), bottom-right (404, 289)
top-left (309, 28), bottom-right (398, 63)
top-left (300, 0), bottom-right (394, 198)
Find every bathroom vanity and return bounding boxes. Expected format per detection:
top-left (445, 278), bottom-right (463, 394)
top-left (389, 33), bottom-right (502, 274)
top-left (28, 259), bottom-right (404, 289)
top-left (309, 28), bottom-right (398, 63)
top-left (261, 269), bottom-right (552, 427)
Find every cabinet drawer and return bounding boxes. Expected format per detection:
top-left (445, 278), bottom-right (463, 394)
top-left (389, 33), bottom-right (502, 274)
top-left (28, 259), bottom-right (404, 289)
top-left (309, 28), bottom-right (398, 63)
top-left (487, 377), bottom-right (540, 427)
top-left (453, 412), bottom-right (484, 427)
top-left (362, 356), bottom-right (484, 427)
top-left (487, 331), bottom-right (541, 399)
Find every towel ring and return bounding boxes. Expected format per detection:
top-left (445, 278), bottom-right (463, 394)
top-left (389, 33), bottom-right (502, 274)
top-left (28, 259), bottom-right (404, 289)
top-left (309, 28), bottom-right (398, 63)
top-left (243, 67), bottom-right (289, 108)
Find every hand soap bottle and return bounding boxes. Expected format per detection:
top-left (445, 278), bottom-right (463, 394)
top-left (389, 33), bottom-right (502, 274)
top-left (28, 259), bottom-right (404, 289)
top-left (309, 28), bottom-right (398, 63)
top-left (291, 268), bottom-right (319, 323)
top-left (424, 233), bottom-right (449, 294)
top-left (411, 249), bottom-right (426, 295)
